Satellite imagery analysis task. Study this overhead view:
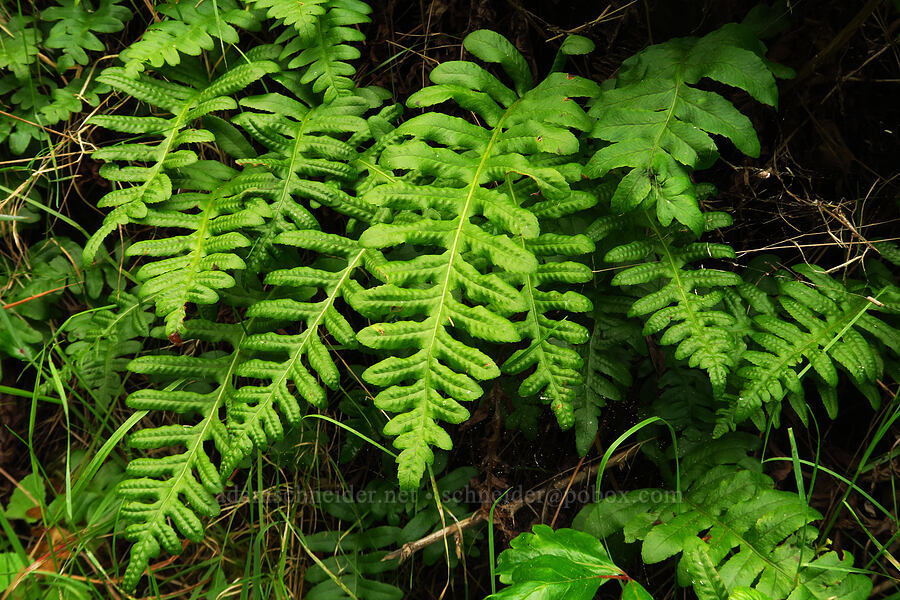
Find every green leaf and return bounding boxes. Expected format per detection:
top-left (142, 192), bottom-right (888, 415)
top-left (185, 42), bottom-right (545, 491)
top-left (0, 553), bottom-right (26, 593)
top-left (0, 16), bottom-right (41, 79)
top-left (3, 473), bottom-right (45, 521)
top-left (585, 23), bottom-right (781, 230)
top-left (43, 0), bottom-right (131, 69)
top-left (488, 524), bottom-right (629, 599)
top-left (463, 30), bottom-right (533, 95)
top-left (560, 35), bottom-right (594, 56)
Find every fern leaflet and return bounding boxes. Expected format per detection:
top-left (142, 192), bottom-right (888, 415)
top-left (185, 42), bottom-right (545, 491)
top-left (223, 231), bottom-right (377, 473)
top-left (719, 263), bottom-right (900, 433)
top-left (118, 320), bottom-right (246, 590)
top-left (268, 0), bottom-right (372, 101)
top-left (43, 0), bottom-right (131, 70)
top-left (232, 91), bottom-right (378, 269)
top-left (117, 0), bottom-right (260, 77)
top-left (501, 231), bottom-right (595, 429)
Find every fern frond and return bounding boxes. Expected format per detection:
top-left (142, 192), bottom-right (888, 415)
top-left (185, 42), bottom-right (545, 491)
top-left (651, 366), bottom-right (717, 433)
top-left (584, 23), bottom-right (788, 232)
top-left (501, 233), bottom-right (595, 429)
top-left (302, 467), bottom-right (474, 596)
top-left (117, 0), bottom-right (260, 76)
top-left (126, 173), bottom-right (275, 338)
top-left (355, 31), bottom-right (598, 487)
top-left (43, 0), bottom-right (131, 70)
top-left (117, 321), bottom-right (247, 590)
top-left (268, 0), bottom-right (372, 101)
top-left (243, 0), bottom-right (327, 42)
top-left (719, 263), bottom-right (900, 433)
top-left (223, 230), bottom-right (375, 473)
top-left (574, 296), bottom-right (643, 455)
top-left (232, 92), bottom-right (380, 269)
top-left (575, 434), bottom-right (872, 600)
top-left (85, 60), bottom-right (279, 265)
top-left (63, 291), bottom-right (153, 411)
top-left (596, 212), bottom-right (742, 397)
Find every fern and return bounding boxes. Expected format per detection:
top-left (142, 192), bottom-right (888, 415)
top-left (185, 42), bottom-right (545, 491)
top-left (117, 320), bottom-right (245, 590)
top-left (303, 529), bottom-right (404, 600)
top-left (574, 297), bottom-right (643, 454)
top-left (719, 263), bottom-right (900, 434)
top-left (595, 211), bottom-right (743, 397)
top-left (244, 0), bottom-right (328, 41)
top-left (117, 0), bottom-right (260, 77)
top-left (0, 237), bottom-right (110, 361)
top-left (500, 169), bottom-right (601, 430)
top-left (84, 59), bottom-right (279, 265)
top-left (584, 24), bottom-right (789, 232)
top-left (126, 171), bottom-right (275, 338)
top-left (501, 232), bottom-right (595, 429)
top-left (259, 0), bottom-right (372, 101)
top-left (65, 6), bottom-right (900, 595)
top-left (354, 30), bottom-right (598, 488)
top-left (63, 291), bottom-right (153, 411)
top-left (575, 434), bottom-right (873, 600)
top-left (302, 467), bottom-right (475, 598)
top-left (650, 365), bottom-right (718, 434)
top-left (231, 91), bottom-right (380, 269)
top-left (223, 231), bottom-right (377, 473)
top-left (43, 0), bottom-right (131, 70)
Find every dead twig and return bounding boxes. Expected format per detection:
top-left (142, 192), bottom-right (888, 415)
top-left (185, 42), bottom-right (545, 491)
top-left (382, 442), bottom-right (645, 562)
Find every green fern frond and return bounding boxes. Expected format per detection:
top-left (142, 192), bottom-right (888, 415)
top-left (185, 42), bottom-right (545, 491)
top-left (232, 92), bottom-right (380, 268)
top-left (719, 263), bottom-right (900, 434)
top-left (43, 0), bottom-right (131, 70)
top-left (117, 321), bottom-right (247, 590)
top-left (584, 23), bottom-right (788, 232)
top-left (574, 296), bottom-right (643, 455)
top-left (243, 0), bottom-right (328, 43)
top-left (596, 212), bottom-right (742, 397)
top-left (354, 31), bottom-right (598, 488)
top-left (126, 172), bottom-right (276, 338)
top-left (223, 230), bottom-right (375, 473)
top-left (85, 60), bottom-right (279, 265)
top-left (63, 291), bottom-right (153, 411)
top-left (117, 0), bottom-right (260, 77)
top-left (501, 233), bottom-right (595, 429)
top-left (272, 0), bottom-right (372, 101)
top-left (651, 366), bottom-right (717, 433)
top-left (575, 434), bottom-right (872, 600)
